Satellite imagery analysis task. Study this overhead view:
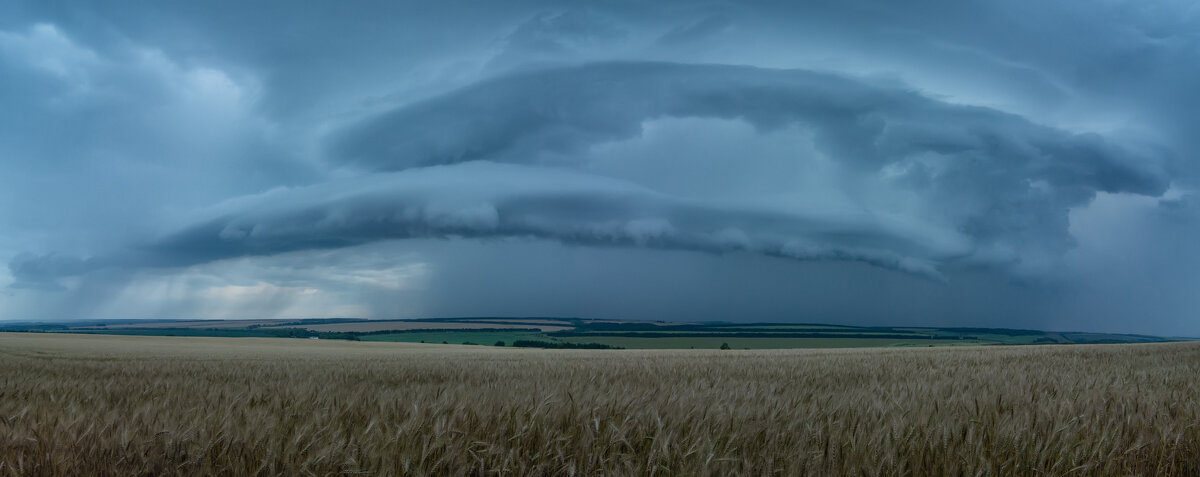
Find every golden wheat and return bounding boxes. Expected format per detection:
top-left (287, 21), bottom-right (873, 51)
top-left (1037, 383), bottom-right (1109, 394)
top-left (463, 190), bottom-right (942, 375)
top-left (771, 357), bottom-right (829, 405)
top-left (0, 333), bottom-right (1197, 476)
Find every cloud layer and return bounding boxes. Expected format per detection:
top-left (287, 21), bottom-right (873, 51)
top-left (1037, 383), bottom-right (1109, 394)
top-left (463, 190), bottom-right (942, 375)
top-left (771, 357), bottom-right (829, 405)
top-left (2, 0), bottom-right (1198, 334)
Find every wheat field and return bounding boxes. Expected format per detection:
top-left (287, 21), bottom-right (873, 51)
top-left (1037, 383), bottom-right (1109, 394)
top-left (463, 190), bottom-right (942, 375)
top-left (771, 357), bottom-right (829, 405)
top-left (0, 333), bottom-right (1197, 476)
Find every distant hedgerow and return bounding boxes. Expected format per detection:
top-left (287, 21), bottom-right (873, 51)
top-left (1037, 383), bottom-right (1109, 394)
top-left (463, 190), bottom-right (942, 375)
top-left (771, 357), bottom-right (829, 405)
top-left (510, 340), bottom-right (623, 350)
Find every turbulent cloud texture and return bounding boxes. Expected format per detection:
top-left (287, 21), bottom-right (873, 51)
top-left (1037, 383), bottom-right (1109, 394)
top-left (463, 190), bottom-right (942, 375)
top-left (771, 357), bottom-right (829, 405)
top-left (2, 1), bottom-right (1198, 334)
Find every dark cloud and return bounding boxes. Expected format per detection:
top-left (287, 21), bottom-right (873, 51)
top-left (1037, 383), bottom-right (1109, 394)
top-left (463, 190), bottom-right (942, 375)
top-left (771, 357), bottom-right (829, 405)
top-left (7, 253), bottom-right (94, 291)
top-left (329, 62), bottom-right (1169, 274)
top-left (10, 161), bottom-right (968, 290)
top-left (330, 62), bottom-right (1165, 196)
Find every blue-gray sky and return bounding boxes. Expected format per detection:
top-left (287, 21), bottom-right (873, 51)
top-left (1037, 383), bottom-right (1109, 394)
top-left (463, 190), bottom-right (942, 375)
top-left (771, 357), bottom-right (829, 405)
top-left (2, 0), bottom-right (1198, 334)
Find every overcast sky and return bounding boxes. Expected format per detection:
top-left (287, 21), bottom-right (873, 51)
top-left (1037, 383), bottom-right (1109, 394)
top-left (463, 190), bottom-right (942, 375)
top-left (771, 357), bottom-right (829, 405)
top-left (2, 1), bottom-right (1198, 334)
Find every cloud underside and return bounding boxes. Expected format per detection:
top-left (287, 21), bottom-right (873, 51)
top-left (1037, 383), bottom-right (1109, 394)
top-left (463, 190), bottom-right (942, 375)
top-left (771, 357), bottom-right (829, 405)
top-left (8, 61), bottom-right (1172, 288)
top-left (333, 62), bottom-right (1166, 196)
top-left (11, 162), bottom-right (965, 287)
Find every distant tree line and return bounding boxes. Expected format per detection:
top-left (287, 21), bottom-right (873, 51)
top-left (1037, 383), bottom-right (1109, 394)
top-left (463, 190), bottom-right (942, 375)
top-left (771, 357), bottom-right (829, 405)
top-left (510, 340), bottom-right (623, 350)
top-left (246, 319), bottom-right (366, 329)
top-left (353, 328), bottom-right (543, 335)
top-left (547, 331), bottom-right (941, 340)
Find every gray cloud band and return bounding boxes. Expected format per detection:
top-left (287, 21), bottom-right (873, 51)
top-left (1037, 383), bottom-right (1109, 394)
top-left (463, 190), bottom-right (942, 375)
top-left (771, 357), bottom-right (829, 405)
top-left (10, 162), bottom-right (969, 288)
top-left (331, 61), bottom-right (1167, 197)
top-left (8, 62), bottom-right (1170, 288)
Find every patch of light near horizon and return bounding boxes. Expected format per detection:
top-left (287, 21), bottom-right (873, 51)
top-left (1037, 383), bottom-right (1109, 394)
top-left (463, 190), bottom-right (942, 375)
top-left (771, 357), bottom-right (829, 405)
top-left (93, 246), bottom-right (432, 320)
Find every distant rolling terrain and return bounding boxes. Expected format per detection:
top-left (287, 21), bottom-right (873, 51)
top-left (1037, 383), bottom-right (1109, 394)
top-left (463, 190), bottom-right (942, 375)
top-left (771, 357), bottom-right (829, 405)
top-left (264, 320), bottom-right (572, 333)
top-left (0, 317), bottom-right (1180, 350)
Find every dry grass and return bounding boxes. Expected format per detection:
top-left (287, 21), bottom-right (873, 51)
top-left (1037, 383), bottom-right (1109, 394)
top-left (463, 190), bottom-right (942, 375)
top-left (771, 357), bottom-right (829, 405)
top-left (1, 333), bottom-right (1198, 476)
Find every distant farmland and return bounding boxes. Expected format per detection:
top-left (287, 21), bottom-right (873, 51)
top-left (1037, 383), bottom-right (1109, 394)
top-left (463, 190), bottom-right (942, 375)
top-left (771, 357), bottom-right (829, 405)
top-left (267, 320), bottom-right (571, 333)
top-left (98, 319), bottom-right (288, 329)
top-left (556, 336), bottom-right (973, 349)
top-left (1, 333), bottom-right (1198, 475)
top-left (0, 317), bottom-right (1176, 349)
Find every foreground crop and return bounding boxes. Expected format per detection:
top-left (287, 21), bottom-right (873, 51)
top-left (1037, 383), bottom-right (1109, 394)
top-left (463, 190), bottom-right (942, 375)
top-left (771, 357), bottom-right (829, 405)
top-left (1, 333), bottom-right (1198, 475)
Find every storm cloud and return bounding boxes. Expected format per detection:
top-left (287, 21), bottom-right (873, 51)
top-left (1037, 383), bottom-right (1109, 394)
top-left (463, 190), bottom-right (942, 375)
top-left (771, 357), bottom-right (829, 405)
top-left (332, 61), bottom-right (1165, 196)
top-left (12, 161), bottom-right (967, 288)
top-left (2, 0), bottom-right (1198, 334)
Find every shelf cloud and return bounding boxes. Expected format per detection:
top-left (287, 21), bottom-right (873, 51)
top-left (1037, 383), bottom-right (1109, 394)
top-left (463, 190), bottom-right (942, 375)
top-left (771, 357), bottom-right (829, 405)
top-left (1, 0), bottom-right (1198, 334)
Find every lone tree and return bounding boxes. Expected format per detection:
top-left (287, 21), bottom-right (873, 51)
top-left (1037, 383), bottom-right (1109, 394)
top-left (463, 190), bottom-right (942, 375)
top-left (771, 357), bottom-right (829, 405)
top-left (494, 341), bottom-right (506, 347)
top-left (720, 342), bottom-right (731, 350)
